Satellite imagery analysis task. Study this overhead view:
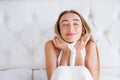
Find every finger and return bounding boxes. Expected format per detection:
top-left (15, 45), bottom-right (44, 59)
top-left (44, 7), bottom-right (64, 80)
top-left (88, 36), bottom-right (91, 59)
top-left (57, 36), bottom-right (63, 43)
top-left (79, 34), bottom-right (89, 47)
top-left (53, 36), bottom-right (58, 47)
top-left (53, 38), bottom-right (56, 47)
top-left (77, 35), bottom-right (84, 43)
top-left (55, 37), bottom-right (60, 45)
top-left (55, 37), bottom-right (63, 48)
top-left (84, 35), bottom-right (90, 45)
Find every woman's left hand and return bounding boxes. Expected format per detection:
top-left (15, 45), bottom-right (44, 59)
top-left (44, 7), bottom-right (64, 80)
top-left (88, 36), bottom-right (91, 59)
top-left (75, 34), bottom-right (90, 50)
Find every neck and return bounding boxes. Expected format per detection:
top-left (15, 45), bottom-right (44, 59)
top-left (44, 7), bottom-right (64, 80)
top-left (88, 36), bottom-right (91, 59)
top-left (64, 41), bottom-right (77, 46)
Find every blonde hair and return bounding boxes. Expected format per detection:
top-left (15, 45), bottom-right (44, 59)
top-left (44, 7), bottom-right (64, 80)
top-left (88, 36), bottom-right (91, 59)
top-left (55, 10), bottom-right (93, 40)
top-left (54, 10), bottom-right (100, 80)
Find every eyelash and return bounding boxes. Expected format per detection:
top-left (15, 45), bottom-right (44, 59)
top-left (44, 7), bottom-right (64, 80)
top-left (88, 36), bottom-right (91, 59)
top-left (62, 23), bottom-right (79, 26)
top-left (74, 23), bottom-right (78, 25)
top-left (62, 24), bottom-right (69, 27)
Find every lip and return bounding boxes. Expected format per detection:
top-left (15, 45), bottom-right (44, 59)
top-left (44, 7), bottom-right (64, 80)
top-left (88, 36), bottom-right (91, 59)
top-left (66, 33), bottom-right (76, 36)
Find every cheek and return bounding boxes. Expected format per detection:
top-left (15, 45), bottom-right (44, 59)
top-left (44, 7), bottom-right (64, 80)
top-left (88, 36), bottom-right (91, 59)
top-left (76, 27), bottom-right (82, 34)
top-left (59, 28), bottom-right (66, 38)
top-left (60, 27), bottom-right (66, 34)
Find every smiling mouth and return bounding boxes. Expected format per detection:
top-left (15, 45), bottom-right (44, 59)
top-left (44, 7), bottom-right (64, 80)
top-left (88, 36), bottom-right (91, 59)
top-left (66, 33), bottom-right (76, 36)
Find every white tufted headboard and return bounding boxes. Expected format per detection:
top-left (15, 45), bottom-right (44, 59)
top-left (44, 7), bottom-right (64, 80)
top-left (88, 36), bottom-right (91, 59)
top-left (0, 0), bottom-right (120, 80)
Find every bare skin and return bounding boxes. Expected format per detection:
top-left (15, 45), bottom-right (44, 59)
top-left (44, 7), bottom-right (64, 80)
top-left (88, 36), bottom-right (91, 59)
top-left (45, 13), bottom-right (98, 80)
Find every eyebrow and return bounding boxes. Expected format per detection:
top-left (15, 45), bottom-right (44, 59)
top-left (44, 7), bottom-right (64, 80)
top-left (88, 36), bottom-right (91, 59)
top-left (73, 19), bottom-right (80, 21)
top-left (61, 20), bottom-right (68, 23)
top-left (61, 19), bottom-right (80, 23)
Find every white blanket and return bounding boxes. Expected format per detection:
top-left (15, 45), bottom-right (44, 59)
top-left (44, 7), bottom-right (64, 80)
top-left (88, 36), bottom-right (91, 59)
top-left (51, 66), bottom-right (93, 80)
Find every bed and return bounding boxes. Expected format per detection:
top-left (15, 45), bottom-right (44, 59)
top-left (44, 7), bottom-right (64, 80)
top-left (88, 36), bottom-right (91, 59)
top-left (0, 0), bottom-right (120, 80)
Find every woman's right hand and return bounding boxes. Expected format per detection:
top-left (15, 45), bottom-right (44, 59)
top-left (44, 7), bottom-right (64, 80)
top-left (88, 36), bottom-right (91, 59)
top-left (52, 36), bottom-right (69, 52)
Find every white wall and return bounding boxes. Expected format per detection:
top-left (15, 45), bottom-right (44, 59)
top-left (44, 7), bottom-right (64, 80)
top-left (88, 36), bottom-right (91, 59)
top-left (0, 0), bottom-right (120, 80)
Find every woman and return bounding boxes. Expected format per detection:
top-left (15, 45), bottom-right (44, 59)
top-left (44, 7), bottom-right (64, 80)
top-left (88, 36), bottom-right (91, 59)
top-left (45, 10), bottom-right (100, 80)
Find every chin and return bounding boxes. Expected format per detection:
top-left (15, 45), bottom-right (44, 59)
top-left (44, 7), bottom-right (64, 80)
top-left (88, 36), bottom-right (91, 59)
top-left (65, 39), bottom-right (77, 43)
top-left (63, 37), bottom-right (79, 43)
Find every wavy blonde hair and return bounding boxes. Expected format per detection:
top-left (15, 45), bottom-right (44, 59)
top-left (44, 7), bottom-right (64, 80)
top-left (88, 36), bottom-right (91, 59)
top-left (54, 10), bottom-right (100, 80)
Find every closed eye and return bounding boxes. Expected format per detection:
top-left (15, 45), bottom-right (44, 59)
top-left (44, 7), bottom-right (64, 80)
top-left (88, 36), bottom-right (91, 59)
top-left (73, 22), bottom-right (80, 26)
top-left (62, 23), bottom-right (69, 27)
top-left (74, 23), bottom-right (79, 25)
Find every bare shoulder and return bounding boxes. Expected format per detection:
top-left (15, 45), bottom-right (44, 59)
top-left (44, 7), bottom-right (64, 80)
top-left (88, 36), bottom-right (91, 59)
top-left (86, 40), bottom-right (97, 49)
top-left (45, 40), bottom-right (56, 53)
top-left (45, 40), bottom-right (54, 49)
top-left (85, 40), bottom-right (97, 56)
top-left (45, 40), bottom-right (59, 56)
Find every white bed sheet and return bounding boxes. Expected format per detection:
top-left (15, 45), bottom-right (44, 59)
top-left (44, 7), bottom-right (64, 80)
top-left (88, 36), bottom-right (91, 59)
top-left (33, 68), bottom-right (120, 80)
top-left (0, 69), bottom-right (32, 80)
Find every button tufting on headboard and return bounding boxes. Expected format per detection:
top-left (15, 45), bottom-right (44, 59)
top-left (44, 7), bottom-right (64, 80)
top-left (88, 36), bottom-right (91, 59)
top-left (0, 0), bottom-right (120, 73)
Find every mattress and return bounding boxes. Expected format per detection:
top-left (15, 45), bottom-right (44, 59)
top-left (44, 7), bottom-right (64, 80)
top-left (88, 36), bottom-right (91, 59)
top-left (0, 68), bottom-right (120, 80)
top-left (33, 67), bottom-right (120, 80)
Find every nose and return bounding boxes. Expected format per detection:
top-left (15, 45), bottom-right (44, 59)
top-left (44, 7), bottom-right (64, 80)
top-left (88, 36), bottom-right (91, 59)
top-left (68, 24), bottom-right (74, 32)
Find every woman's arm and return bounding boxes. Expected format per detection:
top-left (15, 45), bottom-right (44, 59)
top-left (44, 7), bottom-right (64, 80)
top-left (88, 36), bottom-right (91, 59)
top-left (59, 47), bottom-right (70, 66)
top-left (74, 34), bottom-right (90, 66)
top-left (45, 38), bottom-right (70, 80)
top-left (52, 37), bottom-right (71, 66)
top-left (85, 41), bottom-right (99, 80)
top-left (45, 40), bottom-right (59, 80)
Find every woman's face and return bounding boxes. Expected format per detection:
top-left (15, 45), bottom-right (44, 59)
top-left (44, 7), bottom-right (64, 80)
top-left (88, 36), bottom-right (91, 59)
top-left (59, 13), bottom-right (83, 43)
